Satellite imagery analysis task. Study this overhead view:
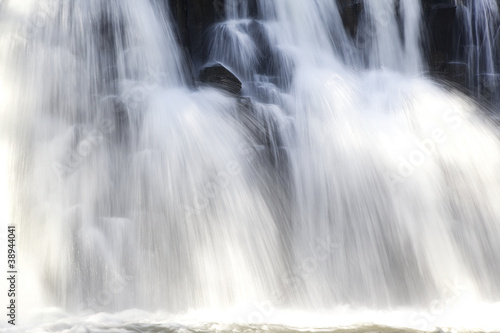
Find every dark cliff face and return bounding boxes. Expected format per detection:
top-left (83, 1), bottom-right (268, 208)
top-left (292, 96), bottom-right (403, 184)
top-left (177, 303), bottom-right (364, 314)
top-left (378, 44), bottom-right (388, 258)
top-left (166, 0), bottom-right (499, 100)
top-left (336, 0), bottom-right (363, 38)
top-left (422, 1), bottom-right (460, 78)
top-left (168, 0), bottom-right (219, 69)
top-left (167, 0), bottom-right (261, 69)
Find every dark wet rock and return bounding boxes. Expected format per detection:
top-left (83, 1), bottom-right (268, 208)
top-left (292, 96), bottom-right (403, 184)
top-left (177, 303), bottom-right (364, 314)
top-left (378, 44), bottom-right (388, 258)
top-left (424, 0), bottom-right (457, 70)
top-left (478, 74), bottom-right (500, 102)
top-left (168, 0), bottom-right (220, 67)
top-left (247, 20), bottom-right (292, 86)
top-left (236, 97), bottom-right (288, 169)
top-left (236, 98), bottom-right (270, 147)
top-left (199, 63), bottom-right (242, 94)
top-left (248, 20), bottom-right (272, 74)
top-left (166, 0), bottom-right (262, 68)
top-left (236, 97), bottom-right (268, 151)
top-left (237, 96), bottom-right (253, 113)
top-left (444, 62), bottom-right (467, 86)
top-left (112, 98), bottom-right (130, 146)
top-left (422, 0), bottom-right (458, 11)
top-left (166, 0), bottom-right (495, 100)
top-left (94, 14), bottom-right (126, 93)
top-left (247, 0), bottom-right (259, 19)
top-left (337, 0), bottom-right (363, 38)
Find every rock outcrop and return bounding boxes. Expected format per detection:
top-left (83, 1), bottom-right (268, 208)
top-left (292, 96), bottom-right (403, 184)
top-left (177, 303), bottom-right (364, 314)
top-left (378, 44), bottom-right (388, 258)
top-left (199, 63), bottom-right (242, 95)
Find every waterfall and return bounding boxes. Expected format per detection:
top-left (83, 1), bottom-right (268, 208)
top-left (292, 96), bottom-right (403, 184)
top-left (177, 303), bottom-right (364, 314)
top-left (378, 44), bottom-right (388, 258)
top-left (453, 0), bottom-right (500, 100)
top-left (1, 0), bottom-right (284, 314)
top-left (207, 0), bottom-right (500, 307)
top-left (1, 0), bottom-right (500, 332)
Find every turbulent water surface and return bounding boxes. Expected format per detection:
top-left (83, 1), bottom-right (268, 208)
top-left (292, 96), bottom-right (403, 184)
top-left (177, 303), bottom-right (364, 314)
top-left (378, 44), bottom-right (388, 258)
top-left (1, 0), bottom-right (500, 332)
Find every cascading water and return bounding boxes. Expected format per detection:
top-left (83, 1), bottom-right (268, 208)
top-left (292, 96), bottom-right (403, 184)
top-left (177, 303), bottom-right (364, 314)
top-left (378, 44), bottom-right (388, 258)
top-left (210, 0), bottom-right (500, 309)
top-left (1, 0), bottom-right (286, 313)
top-left (1, 0), bottom-right (500, 332)
top-left (453, 0), bottom-right (500, 101)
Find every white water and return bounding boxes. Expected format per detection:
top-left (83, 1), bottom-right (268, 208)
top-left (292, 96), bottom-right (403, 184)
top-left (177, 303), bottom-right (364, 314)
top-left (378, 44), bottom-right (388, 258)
top-left (1, 0), bottom-right (500, 332)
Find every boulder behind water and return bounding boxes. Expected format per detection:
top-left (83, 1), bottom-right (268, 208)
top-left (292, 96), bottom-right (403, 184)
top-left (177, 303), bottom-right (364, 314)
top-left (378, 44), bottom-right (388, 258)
top-left (199, 63), bottom-right (242, 95)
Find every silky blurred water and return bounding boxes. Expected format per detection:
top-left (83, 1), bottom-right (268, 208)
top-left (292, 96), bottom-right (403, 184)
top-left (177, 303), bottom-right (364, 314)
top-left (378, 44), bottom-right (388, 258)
top-left (1, 0), bottom-right (500, 332)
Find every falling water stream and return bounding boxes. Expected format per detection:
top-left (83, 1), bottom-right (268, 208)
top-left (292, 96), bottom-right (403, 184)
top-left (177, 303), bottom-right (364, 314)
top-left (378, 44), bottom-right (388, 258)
top-left (1, 0), bottom-right (500, 332)
top-left (453, 0), bottom-right (500, 101)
